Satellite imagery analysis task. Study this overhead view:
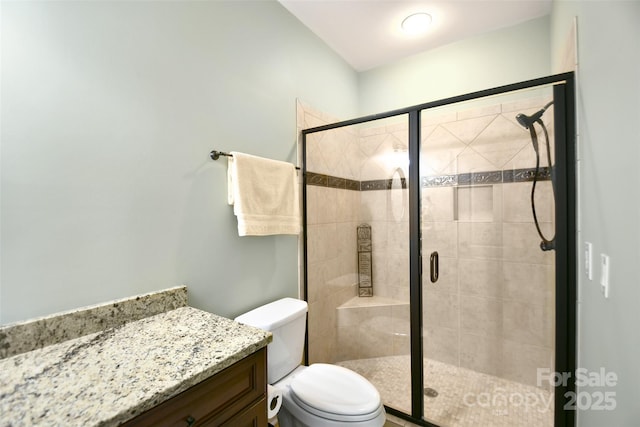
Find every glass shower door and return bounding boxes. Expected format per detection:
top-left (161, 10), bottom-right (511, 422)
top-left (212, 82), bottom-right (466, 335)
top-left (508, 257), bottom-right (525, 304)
top-left (302, 108), bottom-right (413, 415)
top-left (420, 89), bottom-right (556, 427)
top-left (302, 74), bottom-right (575, 427)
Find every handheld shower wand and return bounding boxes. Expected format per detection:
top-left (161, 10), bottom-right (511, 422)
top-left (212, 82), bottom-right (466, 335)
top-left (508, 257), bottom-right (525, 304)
top-left (515, 101), bottom-right (553, 154)
top-left (516, 101), bottom-right (553, 130)
top-left (516, 101), bottom-right (555, 252)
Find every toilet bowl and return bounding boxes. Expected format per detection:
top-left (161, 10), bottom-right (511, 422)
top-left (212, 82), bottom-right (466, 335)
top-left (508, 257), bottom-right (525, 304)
top-left (235, 298), bottom-right (386, 427)
top-left (275, 364), bottom-right (386, 427)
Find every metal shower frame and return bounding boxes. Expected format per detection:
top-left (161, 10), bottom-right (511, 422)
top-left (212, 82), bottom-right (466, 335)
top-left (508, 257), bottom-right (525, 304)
top-left (301, 72), bottom-right (576, 427)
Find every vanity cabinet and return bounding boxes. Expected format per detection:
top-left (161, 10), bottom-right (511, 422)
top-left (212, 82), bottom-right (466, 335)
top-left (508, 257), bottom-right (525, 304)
top-left (122, 347), bottom-right (267, 427)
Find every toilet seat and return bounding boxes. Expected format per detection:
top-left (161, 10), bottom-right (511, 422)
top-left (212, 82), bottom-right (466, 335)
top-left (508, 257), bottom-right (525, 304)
top-left (289, 364), bottom-right (382, 421)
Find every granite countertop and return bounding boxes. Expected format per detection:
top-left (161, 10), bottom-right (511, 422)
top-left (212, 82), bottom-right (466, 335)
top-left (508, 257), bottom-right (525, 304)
top-left (0, 306), bottom-right (272, 426)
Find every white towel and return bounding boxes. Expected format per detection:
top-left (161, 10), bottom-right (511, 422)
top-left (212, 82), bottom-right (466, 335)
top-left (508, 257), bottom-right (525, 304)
top-left (227, 151), bottom-right (301, 236)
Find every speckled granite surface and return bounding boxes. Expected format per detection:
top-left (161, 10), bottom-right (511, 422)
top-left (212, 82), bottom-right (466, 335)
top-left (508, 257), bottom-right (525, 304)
top-left (0, 306), bottom-right (271, 427)
top-left (0, 286), bottom-right (188, 359)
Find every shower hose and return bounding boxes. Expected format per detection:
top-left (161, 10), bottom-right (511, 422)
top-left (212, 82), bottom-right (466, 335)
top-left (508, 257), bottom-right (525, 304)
top-left (528, 118), bottom-right (556, 252)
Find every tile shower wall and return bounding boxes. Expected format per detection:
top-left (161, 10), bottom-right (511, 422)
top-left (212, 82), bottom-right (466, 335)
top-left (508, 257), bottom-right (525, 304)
top-left (301, 97), bottom-right (555, 390)
top-left (421, 98), bottom-right (555, 390)
top-left (298, 101), bottom-right (361, 364)
top-left (338, 120), bottom-right (411, 362)
top-left (299, 102), bottom-right (411, 364)
top-left (359, 122), bottom-right (410, 303)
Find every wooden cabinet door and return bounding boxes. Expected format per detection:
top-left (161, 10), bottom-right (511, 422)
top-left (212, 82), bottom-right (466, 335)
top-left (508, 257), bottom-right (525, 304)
top-left (122, 348), bottom-right (267, 427)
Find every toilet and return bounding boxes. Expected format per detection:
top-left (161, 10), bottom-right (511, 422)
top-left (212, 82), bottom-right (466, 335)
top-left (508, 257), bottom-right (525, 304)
top-left (235, 297), bottom-right (386, 427)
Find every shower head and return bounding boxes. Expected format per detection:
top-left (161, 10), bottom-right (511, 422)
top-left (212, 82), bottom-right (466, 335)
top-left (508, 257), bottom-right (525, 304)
top-left (516, 112), bottom-right (537, 129)
top-left (515, 101), bottom-right (554, 130)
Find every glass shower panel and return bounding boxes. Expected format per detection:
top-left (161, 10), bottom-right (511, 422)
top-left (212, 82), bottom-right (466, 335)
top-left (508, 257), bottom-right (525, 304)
top-left (420, 89), bottom-right (556, 427)
top-left (303, 112), bottom-right (412, 414)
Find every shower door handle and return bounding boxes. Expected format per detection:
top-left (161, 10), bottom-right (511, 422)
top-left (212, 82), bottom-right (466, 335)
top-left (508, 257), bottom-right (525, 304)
top-left (430, 251), bottom-right (439, 283)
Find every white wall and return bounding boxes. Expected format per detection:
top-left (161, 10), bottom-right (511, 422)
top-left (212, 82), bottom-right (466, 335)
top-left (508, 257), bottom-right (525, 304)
top-left (357, 16), bottom-right (551, 115)
top-left (0, 0), bottom-right (358, 324)
top-left (551, 1), bottom-right (640, 425)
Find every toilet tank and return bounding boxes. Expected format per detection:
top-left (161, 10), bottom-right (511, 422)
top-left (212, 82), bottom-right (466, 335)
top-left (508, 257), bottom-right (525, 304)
top-left (235, 297), bottom-right (308, 383)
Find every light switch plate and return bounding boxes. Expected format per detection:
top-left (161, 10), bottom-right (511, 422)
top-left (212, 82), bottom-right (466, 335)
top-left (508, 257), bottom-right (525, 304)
top-left (600, 254), bottom-right (610, 298)
top-left (584, 242), bottom-right (593, 280)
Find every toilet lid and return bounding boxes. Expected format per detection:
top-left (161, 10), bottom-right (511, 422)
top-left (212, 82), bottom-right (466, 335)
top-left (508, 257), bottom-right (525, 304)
top-left (290, 364), bottom-right (381, 417)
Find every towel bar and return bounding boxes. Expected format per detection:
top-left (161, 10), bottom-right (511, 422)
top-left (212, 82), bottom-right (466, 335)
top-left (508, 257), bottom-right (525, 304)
top-left (210, 150), bottom-right (232, 160)
top-left (210, 150), bottom-right (300, 170)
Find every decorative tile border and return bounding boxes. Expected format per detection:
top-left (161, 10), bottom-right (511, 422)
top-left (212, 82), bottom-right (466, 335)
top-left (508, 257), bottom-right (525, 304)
top-left (306, 172), bottom-right (359, 191)
top-left (457, 170), bottom-right (503, 186)
top-left (306, 171), bottom-right (328, 187)
top-left (503, 166), bottom-right (552, 183)
top-left (306, 167), bottom-right (550, 191)
top-left (424, 167), bottom-right (551, 188)
top-left (0, 286), bottom-right (188, 359)
top-left (422, 174), bottom-right (457, 188)
top-left (423, 169), bottom-right (541, 188)
top-left (360, 178), bottom-right (408, 191)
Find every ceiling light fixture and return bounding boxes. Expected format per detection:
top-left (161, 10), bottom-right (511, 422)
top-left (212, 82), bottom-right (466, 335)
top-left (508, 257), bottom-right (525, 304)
top-left (401, 12), bottom-right (432, 36)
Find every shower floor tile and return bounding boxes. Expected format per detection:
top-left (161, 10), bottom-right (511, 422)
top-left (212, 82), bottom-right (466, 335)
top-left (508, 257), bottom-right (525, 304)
top-left (338, 355), bottom-right (554, 427)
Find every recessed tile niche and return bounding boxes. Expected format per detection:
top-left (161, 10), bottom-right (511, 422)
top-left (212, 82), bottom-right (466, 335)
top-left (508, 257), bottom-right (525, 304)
top-left (455, 185), bottom-right (494, 222)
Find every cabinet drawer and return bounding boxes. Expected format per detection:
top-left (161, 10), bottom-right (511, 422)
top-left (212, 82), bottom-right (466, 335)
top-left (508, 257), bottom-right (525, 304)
top-left (123, 347), bottom-right (266, 426)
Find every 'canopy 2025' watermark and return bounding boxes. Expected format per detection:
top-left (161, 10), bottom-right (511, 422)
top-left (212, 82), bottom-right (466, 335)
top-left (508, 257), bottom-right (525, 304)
top-left (462, 368), bottom-right (617, 414)
top-left (538, 367), bottom-right (617, 411)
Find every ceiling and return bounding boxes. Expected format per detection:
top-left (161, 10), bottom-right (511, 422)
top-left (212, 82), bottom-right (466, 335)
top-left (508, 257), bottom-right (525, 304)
top-left (278, 0), bottom-right (552, 72)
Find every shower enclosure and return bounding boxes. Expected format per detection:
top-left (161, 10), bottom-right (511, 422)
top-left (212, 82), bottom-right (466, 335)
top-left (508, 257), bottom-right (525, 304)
top-left (301, 74), bottom-right (575, 427)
